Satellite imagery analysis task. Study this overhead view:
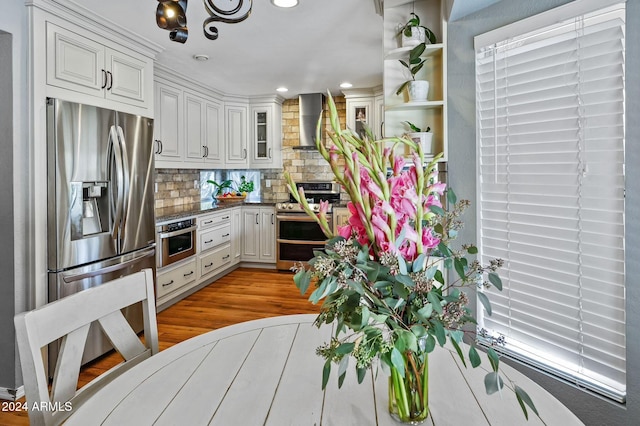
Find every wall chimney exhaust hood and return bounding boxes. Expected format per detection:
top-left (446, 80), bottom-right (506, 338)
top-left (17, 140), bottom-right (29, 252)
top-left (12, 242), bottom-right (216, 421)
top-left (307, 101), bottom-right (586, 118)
top-left (296, 93), bottom-right (326, 150)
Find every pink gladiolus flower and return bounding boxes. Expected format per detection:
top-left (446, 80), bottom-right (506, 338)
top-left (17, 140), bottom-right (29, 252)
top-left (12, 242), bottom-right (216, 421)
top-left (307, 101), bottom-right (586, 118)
top-left (422, 227), bottom-right (441, 249)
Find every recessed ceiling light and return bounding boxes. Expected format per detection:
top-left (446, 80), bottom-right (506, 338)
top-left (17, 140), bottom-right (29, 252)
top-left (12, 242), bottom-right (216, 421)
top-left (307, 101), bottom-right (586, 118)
top-left (276, 87), bottom-right (289, 92)
top-left (193, 54), bottom-right (209, 61)
top-left (271, 0), bottom-right (298, 8)
top-left (340, 82), bottom-right (353, 88)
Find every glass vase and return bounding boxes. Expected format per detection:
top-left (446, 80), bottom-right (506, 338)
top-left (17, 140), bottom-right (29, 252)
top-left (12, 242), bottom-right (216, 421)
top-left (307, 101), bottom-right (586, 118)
top-left (388, 351), bottom-right (429, 424)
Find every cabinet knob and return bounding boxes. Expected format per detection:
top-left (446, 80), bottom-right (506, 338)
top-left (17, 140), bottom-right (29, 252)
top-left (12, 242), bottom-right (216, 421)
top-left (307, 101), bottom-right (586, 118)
top-left (268, 148), bottom-right (272, 159)
top-left (101, 69), bottom-right (108, 89)
top-left (154, 139), bottom-right (163, 155)
top-left (256, 213), bottom-right (259, 225)
top-left (243, 148), bottom-right (247, 159)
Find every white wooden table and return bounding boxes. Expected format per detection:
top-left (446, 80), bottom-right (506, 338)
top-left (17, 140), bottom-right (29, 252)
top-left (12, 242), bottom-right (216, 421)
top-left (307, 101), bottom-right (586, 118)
top-left (65, 314), bottom-right (584, 425)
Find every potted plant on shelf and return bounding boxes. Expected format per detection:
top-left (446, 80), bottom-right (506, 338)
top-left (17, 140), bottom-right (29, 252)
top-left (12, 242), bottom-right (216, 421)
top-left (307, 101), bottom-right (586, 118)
top-left (398, 12), bottom-right (436, 47)
top-left (396, 43), bottom-right (429, 102)
top-left (403, 121), bottom-right (434, 154)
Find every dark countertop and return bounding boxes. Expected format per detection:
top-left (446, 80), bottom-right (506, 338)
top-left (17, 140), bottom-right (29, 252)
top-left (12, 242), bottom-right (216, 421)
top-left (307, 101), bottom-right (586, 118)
top-left (155, 198), bottom-right (282, 223)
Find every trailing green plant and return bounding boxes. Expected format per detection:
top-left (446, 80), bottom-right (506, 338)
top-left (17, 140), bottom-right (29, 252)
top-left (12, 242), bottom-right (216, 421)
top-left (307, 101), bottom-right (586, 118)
top-left (404, 121), bottom-right (431, 133)
top-left (398, 12), bottom-right (437, 45)
top-left (236, 175), bottom-right (255, 193)
top-left (396, 43), bottom-right (427, 95)
top-left (207, 179), bottom-right (233, 196)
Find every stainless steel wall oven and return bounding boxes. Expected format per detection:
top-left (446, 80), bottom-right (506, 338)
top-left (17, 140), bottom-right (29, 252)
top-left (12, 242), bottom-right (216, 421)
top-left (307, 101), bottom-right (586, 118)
top-left (156, 218), bottom-right (197, 268)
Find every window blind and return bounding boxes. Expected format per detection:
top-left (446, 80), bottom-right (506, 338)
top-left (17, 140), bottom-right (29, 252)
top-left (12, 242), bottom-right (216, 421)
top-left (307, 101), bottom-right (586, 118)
top-left (475, 2), bottom-right (626, 401)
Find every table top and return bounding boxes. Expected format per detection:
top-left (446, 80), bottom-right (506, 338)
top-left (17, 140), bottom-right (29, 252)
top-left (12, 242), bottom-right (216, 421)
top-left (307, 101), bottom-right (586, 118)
top-left (66, 314), bottom-right (584, 425)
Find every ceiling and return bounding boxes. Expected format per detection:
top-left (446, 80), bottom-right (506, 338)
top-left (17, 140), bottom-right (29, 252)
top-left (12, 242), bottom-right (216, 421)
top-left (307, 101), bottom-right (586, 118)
top-left (76, 0), bottom-right (384, 99)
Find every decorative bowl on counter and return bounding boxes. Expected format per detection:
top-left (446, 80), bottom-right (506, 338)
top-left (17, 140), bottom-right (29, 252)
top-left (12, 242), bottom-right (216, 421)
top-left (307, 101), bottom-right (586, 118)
top-left (216, 194), bottom-right (246, 202)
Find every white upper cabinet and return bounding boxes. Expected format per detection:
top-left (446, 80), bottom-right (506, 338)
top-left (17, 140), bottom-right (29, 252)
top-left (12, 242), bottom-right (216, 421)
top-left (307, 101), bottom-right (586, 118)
top-left (184, 91), bottom-right (224, 166)
top-left (46, 22), bottom-right (152, 111)
top-left (249, 101), bottom-right (283, 168)
top-left (154, 80), bottom-right (183, 163)
top-left (224, 103), bottom-right (249, 166)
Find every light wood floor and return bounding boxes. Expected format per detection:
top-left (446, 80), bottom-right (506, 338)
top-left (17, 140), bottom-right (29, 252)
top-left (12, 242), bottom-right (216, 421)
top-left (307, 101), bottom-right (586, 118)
top-left (1, 267), bottom-right (319, 425)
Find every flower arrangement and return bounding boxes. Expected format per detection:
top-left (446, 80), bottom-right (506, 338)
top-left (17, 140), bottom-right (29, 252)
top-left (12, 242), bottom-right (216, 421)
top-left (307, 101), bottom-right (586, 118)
top-left (284, 93), bottom-right (538, 422)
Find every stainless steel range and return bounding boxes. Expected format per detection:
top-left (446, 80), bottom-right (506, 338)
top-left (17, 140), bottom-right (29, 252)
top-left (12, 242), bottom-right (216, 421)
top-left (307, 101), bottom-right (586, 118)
top-left (276, 182), bottom-right (341, 270)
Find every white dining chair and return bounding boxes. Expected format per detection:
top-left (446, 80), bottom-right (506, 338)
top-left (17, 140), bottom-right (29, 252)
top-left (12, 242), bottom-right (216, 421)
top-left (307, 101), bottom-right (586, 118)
top-left (14, 268), bottom-right (159, 426)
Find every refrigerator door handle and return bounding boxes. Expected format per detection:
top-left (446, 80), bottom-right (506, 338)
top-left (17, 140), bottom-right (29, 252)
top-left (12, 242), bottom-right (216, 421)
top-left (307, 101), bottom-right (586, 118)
top-left (109, 125), bottom-right (125, 242)
top-left (116, 125), bottom-right (131, 237)
top-left (61, 247), bottom-right (156, 283)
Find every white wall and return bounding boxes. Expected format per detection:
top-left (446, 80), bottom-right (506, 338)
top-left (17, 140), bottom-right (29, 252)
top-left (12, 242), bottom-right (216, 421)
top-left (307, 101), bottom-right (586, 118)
top-left (447, 0), bottom-right (639, 424)
top-left (0, 0), bottom-right (29, 395)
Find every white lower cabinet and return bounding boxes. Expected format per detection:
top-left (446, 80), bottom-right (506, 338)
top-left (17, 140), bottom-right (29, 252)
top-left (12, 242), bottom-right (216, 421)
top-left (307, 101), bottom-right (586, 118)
top-left (198, 211), bottom-right (233, 280)
top-left (156, 258), bottom-right (197, 301)
top-left (241, 206), bottom-right (276, 263)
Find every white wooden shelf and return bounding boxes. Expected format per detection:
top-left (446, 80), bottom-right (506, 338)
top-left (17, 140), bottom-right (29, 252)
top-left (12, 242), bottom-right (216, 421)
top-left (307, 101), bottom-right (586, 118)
top-left (386, 100), bottom-right (444, 111)
top-left (385, 44), bottom-right (444, 61)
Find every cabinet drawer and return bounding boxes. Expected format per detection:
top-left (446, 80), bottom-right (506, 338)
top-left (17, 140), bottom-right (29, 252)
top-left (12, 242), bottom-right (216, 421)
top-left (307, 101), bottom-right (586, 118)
top-left (199, 211), bottom-right (232, 230)
top-left (200, 244), bottom-right (232, 277)
top-left (156, 258), bottom-right (197, 298)
top-left (200, 224), bottom-right (231, 252)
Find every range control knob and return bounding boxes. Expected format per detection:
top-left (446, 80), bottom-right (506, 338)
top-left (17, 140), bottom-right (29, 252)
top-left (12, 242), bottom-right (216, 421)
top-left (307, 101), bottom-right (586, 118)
top-left (287, 204), bottom-right (294, 209)
top-left (313, 205), bottom-right (320, 212)
top-left (276, 203), bottom-right (282, 209)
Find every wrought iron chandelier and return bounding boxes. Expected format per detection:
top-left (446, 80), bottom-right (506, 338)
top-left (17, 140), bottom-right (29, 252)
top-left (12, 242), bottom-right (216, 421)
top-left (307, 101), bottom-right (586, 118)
top-left (156, 0), bottom-right (253, 44)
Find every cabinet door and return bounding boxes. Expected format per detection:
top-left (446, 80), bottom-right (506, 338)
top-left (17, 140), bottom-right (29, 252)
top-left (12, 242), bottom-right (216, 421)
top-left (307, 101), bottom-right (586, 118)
top-left (204, 101), bottom-right (224, 166)
top-left (225, 104), bottom-right (248, 166)
top-left (154, 82), bottom-right (182, 160)
top-left (259, 208), bottom-right (276, 261)
top-left (105, 48), bottom-right (150, 107)
top-left (346, 98), bottom-right (374, 139)
top-left (184, 93), bottom-right (206, 162)
top-left (231, 207), bottom-right (242, 265)
top-left (250, 106), bottom-right (271, 165)
top-left (46, 23), bottom-right (105, 96)
top-left (241, 208), bottom-right (260, 260)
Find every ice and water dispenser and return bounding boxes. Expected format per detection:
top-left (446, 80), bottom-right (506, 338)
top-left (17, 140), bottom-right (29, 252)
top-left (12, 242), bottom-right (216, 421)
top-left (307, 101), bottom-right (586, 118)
top-left (70, 182), bottom-right (110, 240)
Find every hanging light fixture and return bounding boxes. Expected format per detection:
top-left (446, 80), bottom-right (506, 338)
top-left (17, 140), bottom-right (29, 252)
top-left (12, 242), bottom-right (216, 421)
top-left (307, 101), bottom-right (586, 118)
top-left (156, 0), bottom-right (254, 43)
top-left (156, 0), bottom-right (189, 43)
top-left (271, 0), bottom-right (298, 7)
top-left (202, 0), bottom-right (253, 40)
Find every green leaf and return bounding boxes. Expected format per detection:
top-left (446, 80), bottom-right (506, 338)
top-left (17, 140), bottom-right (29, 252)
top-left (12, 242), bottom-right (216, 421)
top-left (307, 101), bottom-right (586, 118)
top-left (396, 81), bottom-right (410, 96)
top-left (361, 306), bottom-right (370, 328)
top-left (309, 280), bottom-right (328, 304)
top-left (484, 372), bottom-right (504, 395)
top-left (450, 336), bottom-right (467, 368)
top-left (365, 262), bottom-right (380, 282)
top-left (410, 43), bottom-right (426, 60)
top-left (487, 347), bottom-right (500, 372)
top-left (396, 329), bottom-right (418, 353)
top-left (424, 334), bottom-right (436, 353)
top-left (454, 258), bottom-right (466, 280)
top-left (412, 253), bottom-right (426, 272)
top-left (357, 367), bottom-right (367, 384)
top-left (347, 279), bottom-right (365, 295)
top-left (293, 270), bottom-right (311, 295)
top-left (337, 356), bottom-right (349, 388)
top-left (392, 280), bottom-right (410, 300)
top-left (469, 345), bottom-right (482, 368)
top-left (515, 385), bottom-right (539, 418)
top-left (397, 255), bottom-right (408, 275)
top-left (477, 291), bottom-right (492, 316)
top-left (488, 272), bottom-right (503, 291)
top-left (335, 342), bottom-right (355, 355)
top-left (447, 188), bottom-right (457, 205)
top-left (322, 360), bottom-right (331, 390)
top-left (417, 304), bottom-right (433, 321)
top-left (390, 347), bottom-right (405, 378)
top-left (432, 320), bottom-right (446, 346)
top-left (467, 245), bottom-right (478, 255)
top-left (434, 269), bottom-right (445, 286)
top-left (395, 274), bottom-right (415, 288)
top-left (427, 291), bottom-right (442, 314)
top-left (411, 324), bottom-right (428, 338)
top-left (437, 242), bottom-right (452, 257)
top-left (429, 205), bottom-right (445, 216)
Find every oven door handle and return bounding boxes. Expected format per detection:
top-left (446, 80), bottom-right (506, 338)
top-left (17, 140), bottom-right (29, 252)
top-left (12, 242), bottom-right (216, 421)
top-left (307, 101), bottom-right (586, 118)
top-left (158, 225), bottom-right (198, 239)
top-left (276, 214), bottom-right (331, 222)
top-left (276, 238), bottom-right (330, 245)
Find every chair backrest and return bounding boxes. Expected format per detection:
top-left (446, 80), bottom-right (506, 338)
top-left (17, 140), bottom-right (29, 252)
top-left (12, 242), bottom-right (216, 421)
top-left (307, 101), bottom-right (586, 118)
top-left (14, 268), bottom-right (158, 426)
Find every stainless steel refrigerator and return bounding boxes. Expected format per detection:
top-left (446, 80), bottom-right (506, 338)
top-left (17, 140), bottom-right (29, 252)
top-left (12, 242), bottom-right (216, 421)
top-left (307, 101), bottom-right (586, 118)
top-left (46, 98), bottom-right (156, 369)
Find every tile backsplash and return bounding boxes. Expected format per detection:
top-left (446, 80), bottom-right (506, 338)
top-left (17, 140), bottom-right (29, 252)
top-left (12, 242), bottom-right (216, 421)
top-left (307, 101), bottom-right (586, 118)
top-left (154, 95), bottom-right (348, 208)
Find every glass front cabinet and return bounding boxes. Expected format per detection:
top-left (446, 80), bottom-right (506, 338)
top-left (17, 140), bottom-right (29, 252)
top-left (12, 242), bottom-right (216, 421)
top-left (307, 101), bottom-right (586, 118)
top-left (249, 101), bottom-right (282, 168)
